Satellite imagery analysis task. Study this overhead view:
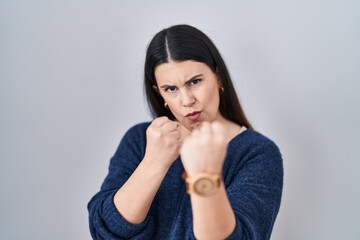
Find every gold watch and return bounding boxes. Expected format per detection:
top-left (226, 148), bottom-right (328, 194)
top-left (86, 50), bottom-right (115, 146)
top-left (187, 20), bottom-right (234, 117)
top-left (182, 172), bottom-right (222, 196)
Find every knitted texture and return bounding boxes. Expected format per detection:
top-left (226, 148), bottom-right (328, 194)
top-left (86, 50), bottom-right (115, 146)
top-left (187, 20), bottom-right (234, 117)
top-left (88, 122), bottom-right (283, 240)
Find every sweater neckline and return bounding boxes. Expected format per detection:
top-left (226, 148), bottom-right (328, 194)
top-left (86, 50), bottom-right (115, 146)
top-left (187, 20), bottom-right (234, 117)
top-left (239, 126), bottom-right (247, 135)
top-left (228, 126), bottom-right (249, 146)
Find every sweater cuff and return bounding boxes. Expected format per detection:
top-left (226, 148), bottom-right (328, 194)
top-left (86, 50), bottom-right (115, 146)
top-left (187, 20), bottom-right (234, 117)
top-left (102, 191), bottom-right (151, 237)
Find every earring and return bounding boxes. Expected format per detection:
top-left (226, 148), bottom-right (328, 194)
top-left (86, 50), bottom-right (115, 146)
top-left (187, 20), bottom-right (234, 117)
top-left (164, 102), bottom-right (169, 109)
top-left (219, 87), bottom-right (224, 94)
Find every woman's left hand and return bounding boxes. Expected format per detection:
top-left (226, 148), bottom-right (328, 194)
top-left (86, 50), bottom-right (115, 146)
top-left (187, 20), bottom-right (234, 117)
top-left (180, 122), bottom-right (227, 176)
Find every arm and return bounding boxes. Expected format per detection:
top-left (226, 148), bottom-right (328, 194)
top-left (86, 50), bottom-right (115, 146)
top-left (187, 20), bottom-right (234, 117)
top-left (88, 117), bottom-right (181, 239)
top-left (113, 155), bottom-right (170, 224)
top-left (181, 123), bottom-right (283, 240)
top-left (181, 122), bottom-right (235, 239)
top-left (190, 182), bottom-right (236, 240)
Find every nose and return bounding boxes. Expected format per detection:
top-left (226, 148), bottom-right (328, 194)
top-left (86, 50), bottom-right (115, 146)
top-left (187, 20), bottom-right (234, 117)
top-left (181, 89), bottom-right (195, 107)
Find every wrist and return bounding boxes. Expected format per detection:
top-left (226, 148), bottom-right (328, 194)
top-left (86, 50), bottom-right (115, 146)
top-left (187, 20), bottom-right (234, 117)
top-left (182, 171), bottom-right (222, 197)
top-left (185, 167), bottom-right (222, 178)
top-left (142, 156), bottom-right (171, 173)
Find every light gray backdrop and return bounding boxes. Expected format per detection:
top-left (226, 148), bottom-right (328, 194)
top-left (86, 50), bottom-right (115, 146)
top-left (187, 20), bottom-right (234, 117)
top-left (1, 0), bottom-right (359, 239)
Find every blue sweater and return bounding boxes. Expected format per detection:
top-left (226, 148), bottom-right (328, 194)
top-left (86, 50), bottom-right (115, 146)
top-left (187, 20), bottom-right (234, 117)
top-left (88, 122), bottom-right (283, 240)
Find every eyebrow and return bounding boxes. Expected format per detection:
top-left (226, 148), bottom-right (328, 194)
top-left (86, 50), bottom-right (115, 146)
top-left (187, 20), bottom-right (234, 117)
top-left (160, 74), bottom-right (203, 89)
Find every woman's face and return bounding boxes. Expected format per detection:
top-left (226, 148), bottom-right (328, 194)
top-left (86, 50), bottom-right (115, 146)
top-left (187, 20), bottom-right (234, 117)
top-left (154, 60), bottom-right (223, 130)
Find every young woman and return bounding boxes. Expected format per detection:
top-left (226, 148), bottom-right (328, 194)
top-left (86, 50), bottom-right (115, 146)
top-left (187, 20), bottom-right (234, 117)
top-left (88, 24), bottom-right (283, 240)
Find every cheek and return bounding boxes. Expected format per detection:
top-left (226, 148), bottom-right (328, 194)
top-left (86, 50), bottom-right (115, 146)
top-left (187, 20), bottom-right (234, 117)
top-left (207, 96), bottom-right (221, 118)
top-left (166, 98), bottom-right (182, 115)
top-left (203, 87), bottom-right (220, 108)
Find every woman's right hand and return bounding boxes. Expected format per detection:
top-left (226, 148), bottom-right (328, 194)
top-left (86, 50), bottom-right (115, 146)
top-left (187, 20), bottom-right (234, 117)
top-left (144, 116), bottom-right (182, 169)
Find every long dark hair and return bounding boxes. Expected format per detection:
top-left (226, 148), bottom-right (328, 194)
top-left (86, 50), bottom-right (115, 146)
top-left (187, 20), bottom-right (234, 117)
top-left (144, 24), bottom-right (253, 129)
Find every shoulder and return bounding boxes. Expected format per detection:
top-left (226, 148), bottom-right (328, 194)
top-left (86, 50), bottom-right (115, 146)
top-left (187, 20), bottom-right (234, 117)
top-left (224, 129), bottom-right (283, 186)
top-left (225, 129), bottom-right (283, 173)
top-left (124, 121), bottom-right (151, 137)
top-left (229, 129), bottom-right (281, 154)
top-left (116, 121), bottom-right (151, 149)
top-left (112, 121), bottom-right (152, 158)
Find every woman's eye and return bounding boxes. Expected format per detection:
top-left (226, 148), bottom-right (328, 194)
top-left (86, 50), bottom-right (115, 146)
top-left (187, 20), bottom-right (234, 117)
top-left (189, 79), bottom-right (201, 86)
top-left (165, 86), bottom-right (177, 93)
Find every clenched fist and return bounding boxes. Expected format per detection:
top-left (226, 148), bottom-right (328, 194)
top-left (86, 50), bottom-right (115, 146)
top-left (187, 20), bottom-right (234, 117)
top-left (144, 117), bottom-right (182, 169)
top-left (180, 122), bottom-right (227, 177)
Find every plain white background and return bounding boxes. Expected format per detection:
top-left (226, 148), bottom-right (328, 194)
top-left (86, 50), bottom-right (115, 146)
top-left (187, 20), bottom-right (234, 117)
top-left (1, 0), bottom-right (359, 239)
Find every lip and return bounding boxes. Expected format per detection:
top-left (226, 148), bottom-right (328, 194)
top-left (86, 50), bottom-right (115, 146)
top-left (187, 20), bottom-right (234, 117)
top-left (185, 111), bottom-right (201, 121)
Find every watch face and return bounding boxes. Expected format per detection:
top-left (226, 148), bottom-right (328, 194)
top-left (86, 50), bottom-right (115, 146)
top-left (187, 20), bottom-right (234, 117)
top-left (194, 178), bottom-right (215, 196)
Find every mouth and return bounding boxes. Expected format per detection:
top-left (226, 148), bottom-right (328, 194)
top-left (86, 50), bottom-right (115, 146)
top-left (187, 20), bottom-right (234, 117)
top-left (185, 111), bottom-right (202, 121)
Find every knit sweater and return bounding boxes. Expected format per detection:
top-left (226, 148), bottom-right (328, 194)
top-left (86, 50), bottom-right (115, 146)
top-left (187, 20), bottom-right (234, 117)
top-left (88, 122), bottom-right (283, 240)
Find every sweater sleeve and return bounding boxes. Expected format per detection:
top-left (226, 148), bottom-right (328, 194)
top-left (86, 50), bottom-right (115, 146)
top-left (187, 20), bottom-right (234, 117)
top-left (225, 140), bottom-right (284, 240)
top-left (87, 123), bottom-right (155, 240)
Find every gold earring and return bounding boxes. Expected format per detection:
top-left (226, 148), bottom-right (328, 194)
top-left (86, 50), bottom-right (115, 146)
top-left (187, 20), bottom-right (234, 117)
top-left (220, 87), bottom-right (224, 94)
top-left (164, 102), bottom-right (169, 109)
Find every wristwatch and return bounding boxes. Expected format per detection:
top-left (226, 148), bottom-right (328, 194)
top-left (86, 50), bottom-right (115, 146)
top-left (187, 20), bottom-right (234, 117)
top-left (182, 172), bottom-right (222, 196)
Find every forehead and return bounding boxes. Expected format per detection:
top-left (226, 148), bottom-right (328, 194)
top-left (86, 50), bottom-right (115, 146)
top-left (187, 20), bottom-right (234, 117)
top-left (154, 60), bottom-right (211, 84)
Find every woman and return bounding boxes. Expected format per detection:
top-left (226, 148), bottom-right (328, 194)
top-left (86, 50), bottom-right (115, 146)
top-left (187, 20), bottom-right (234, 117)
top-left (88, 24), bottom-right (283, 240)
